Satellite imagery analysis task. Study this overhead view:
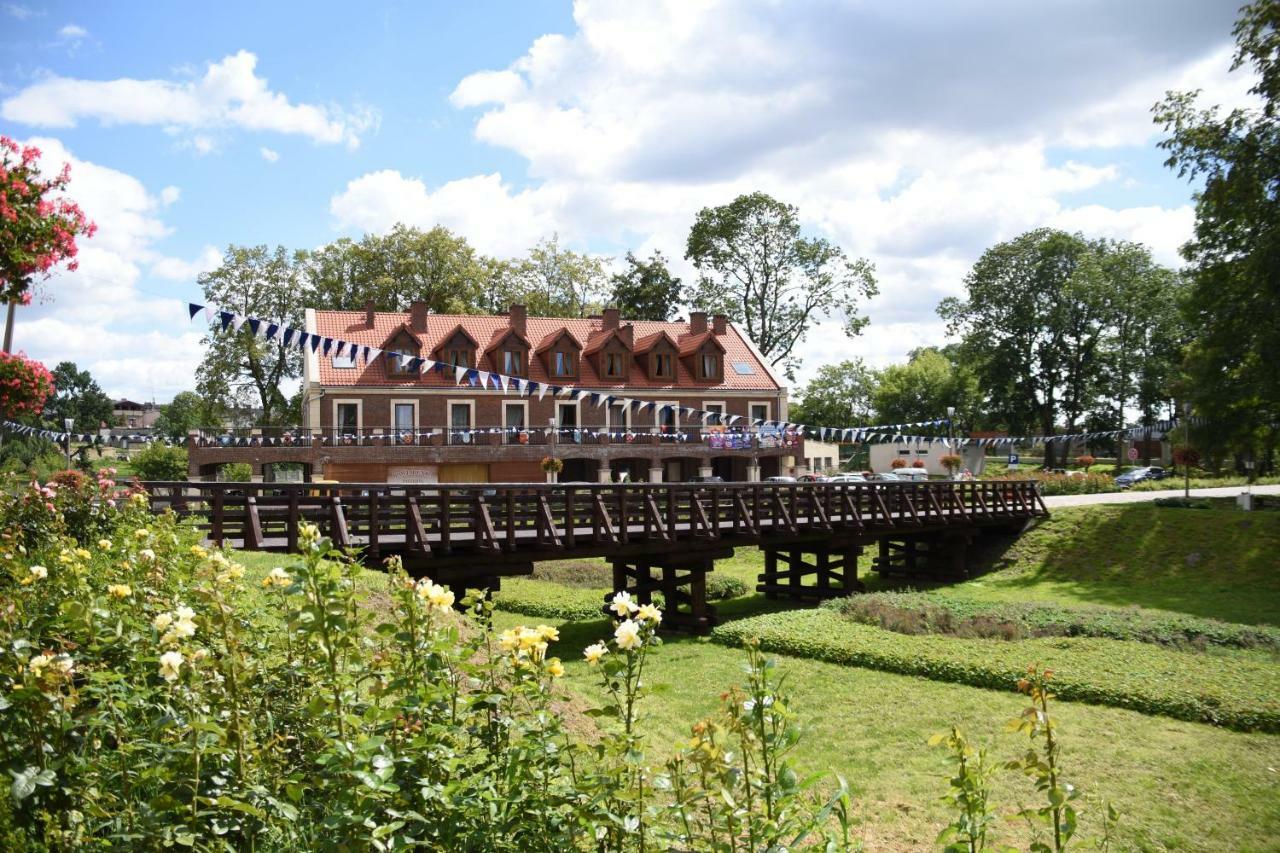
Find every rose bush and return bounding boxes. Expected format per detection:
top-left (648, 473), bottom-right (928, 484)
top-left (0, 351), bottom-right (54, 418)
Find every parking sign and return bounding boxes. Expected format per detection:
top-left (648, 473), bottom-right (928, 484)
top-left (1008, 453), bottom-right (1019, 471)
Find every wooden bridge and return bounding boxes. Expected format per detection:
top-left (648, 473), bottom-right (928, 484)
top-left (142, 480), bottom-right (1048, 631)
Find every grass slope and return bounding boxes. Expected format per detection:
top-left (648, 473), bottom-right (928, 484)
top-left (951, 503), bottom-right (1280, 626)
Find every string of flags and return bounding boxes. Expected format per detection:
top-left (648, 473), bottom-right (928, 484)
top-left (189, 303), bottom-right (1192, 449)
top-left (0, 420), bottom-right (174, 447)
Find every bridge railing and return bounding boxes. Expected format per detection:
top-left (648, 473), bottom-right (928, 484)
top-left (186, 425), bottom-right (795, 449)
top-left (140, 479), bottom-right (1047, 558)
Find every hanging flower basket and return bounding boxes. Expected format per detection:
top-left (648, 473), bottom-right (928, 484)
top-left (540, 456), bottom-right (564, 474)
top-left (0, 351), bottom-right (54, 418)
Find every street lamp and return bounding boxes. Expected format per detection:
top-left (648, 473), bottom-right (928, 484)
top-left (946, 406), bottom-right (956, 447)
top-left (63, 417), bottom-right (74, 470)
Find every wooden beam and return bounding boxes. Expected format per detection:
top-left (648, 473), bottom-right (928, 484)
top-left (733, 492), bottom-right (759, 536)
top-left (330, 496), bottom-right (350, 549)
top-left (645, 493), bottom-right (670, 542)
top-left (536, 493), bottom-right (563, 548)
top-left (406, 496), bottom-right (431, 555)
top-left (592, 493), bottom-right (619, 544)
top-left (475, 495), bottom-right (500, 554)
top-left (772, 491), bottom-right (797, 534)
top-left (244, 496), bottom-right (263, 550)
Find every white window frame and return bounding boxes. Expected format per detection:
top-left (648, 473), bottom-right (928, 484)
top-left (446, 399), bottom-right (475, 429)
top-left (748, 400), bottom-right (772, 424)
top-left (332, 350), bottom-right (357, 369)
top-left (390, 398), bottom-right (418, 437)
top-left (701, 400), bottom-right (726, 426)
top-left (605, 400), bottom-right (631, 431)
top-left (555, 400), bottom-right (581, 428)
top-left (503, 400), bottom-right (529, 429)
top-left (502, 350), bottom-right (523, 376)
top-left (654, 399), bottom-right (680, 431)
top-left (332, 398), bottom-right (363, 436)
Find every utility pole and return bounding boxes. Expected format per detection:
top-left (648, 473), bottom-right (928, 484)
top-left (1181, 401), bottom-right (1192, 499)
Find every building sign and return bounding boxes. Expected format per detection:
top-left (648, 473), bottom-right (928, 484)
top-left (705, 427), bottom-right (752, 450)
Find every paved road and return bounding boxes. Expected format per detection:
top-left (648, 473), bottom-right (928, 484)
top-left (1043, 483), bottom-right (1280, 508)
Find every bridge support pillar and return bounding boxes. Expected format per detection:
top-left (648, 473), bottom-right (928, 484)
top-left (758, 542), bottom-right (866, 600)
top-left (647, 466), bottom-right (664, 483)
top-left (598, 464), bottom-right (612, 484)
top-left (873, 530), bottom-right (973, 580)
top-left (608, 553), bottom-right (724, 633)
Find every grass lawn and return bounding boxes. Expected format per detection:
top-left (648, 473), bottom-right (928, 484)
top-left (225, 498), bottom-right (1280, 850)
top-left (492, 610), bottom-right (1280, 852)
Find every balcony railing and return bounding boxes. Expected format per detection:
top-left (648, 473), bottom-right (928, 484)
top-left (188, 424), bottom-right (803, 451)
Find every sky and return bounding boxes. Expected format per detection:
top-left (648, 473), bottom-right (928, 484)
top-left (0, 0), bottom-right (1255, 403)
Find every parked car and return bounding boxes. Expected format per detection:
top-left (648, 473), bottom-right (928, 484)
top-left (1115, 466), bottom-right (1167, 488)
top-left (895, 469), bottom-right (931, 482)
top-left (797, 473), bottom-right (828, 482)
top-left (827, 473), bottom-right (867, 483)
top-left (869, 472), bottom-right (901, 482)
top-left (687, 475), bottom-right (724, 484)
top-left (764, 476), bottom-right (797, 483)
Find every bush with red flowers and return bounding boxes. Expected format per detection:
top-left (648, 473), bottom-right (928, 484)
top-left (0, 135), bottom-right (96, 305)
top-left (890, 457), bottom-right (907, 469)
top-left (0, 350), bottom-right (54, 418)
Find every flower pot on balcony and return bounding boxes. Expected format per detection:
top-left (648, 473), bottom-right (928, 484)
top-left (545, 471), bottom-right (559, 483)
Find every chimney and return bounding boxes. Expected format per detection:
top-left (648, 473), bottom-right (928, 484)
top-left (712, 314), bottom-right (728, 335)
top-left (602, 307), bottom-right (620, 331)
top-left (690, 311), bottom-right (708, 335)
top-left (509, 303), bottom-right (527, 337)
top-left (620, 323), bottom-right (634, 348)
top-left (409, 301), bottom-right (428, 333)
top-left (364, 300), bottom-right (376, 327)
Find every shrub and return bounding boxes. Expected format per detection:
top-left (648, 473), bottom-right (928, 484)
top-left (986, 470), bottom-right (1115, 496)
top-left (0, 503), bottom-right (853, 849)
top-left (911, 459), bottom-right (926, 468)
top-left (1075, 454), bottom-right (1096, 472)
top-left (890, 457), bottom-right (907, 469)
top-left (219, 461), bottom-right (252, 481)
top-left (712, 609), bottom-right (1280, 731)
top-left (131, 441), bottom-right (189, 481)
top-left (827, 591), bottom-right (1280, 650)
top-left (707, 573), bottom-right (749, 600)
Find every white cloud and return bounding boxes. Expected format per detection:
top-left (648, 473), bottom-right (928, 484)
top-left (159, 185), bottom-right (181, 206)
top-left (10, 137), bottom-right (207, 400)
top-left (57, 23), bottom-right (87, 39)
top-left (5, 3), bottom-right (34, 20)
top-left (259, 146), bottom-right (279, 162)
top-left (2, 50), bottom-right (377, 150)
top-left (150, 245), bottom-right (223, 282)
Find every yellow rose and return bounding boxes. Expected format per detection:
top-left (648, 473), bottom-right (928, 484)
top-left (546, 658), bottom-right (565, 678)
top-left (583, 642), bottom-right (608, 665)
top-left (107, 584), bottom-right (132, 599)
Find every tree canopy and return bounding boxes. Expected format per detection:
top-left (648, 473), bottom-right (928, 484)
top-left (196, 245), bottom-right (304, 426)
top-left (154, 391), bottom-right (219, 441)
top-left (43, 361), bottom-right (114, 430)
top-left (686, 192), bottom-right (877, 379)
top-left (1154, 0), bottom-right (1280, 456)
top-left (487, 235), bottom-right (609, 317)
top-left (872, 348), bottom-right (980, 428)
top-left (789, 359), bottom-right (877, 429)
top-left (608, 251), bottom-right (682, 321)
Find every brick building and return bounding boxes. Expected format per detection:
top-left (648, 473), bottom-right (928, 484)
top-left (187, 304), bottom-right (801, 483)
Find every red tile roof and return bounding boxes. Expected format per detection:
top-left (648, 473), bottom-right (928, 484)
top-left (311, 310), bottom-right (781, 391)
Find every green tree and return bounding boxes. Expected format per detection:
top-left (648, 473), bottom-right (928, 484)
top-left (487, 235), bottom-right (609, 316)
top-left (43, 361), bottom-right (115, 430)
top-left (789, 359), bottom-right (878, 428)
top-left (940, 229), bottom-right (1110, 468)
top-left (872, 348), bottom-right (980, 428)
top-left (196, 245), bottom-right (304, 426)
top-left (685, 192), bottom-right (877, 379)
top-left (153, 391), bottom-right (218, 441)
top-left (302, 223), bottom-right (492, 313)
top-left (1154, 0), bottom-right (1280, 456)
top-left (131, 441), bottom-right (189, 480)
top-left (608, 250), bottom-right (683, 320)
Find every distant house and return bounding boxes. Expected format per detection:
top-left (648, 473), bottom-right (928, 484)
top-left (112, 399), bottom-right (159, 430)
top-left (869, 441), bottom-right (986, 477)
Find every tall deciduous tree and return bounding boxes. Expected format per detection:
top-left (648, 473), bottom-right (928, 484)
top-left (685, 192), bottom-right (877, 379)
top-left (489, 235), bottom-right (609, 317)
top-left (196, 246), bottom-right (303, 426)
top-left (789, 359), bottom-right (878, 428)
top-left (939, 229), bottom-right (1109, 468)
top-left (608, 251), bottom-right (683, 320)
top-left (1154, 0), bottom-right (1280, 456)
top-left (44, 361), bottom-right (115, 430)
top-left (872, 348), bottom-right (980, 428)
top-left (154, 391), bottom-right (220, 441)
top-left (302, 224), bottom-right (492, 313)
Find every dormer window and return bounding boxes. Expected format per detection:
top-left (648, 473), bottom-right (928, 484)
top-left (700, 353), bottom-right (720, 380)
top-left (388, 336), bottom-right (420, 376)
top-left (553, 350), bottom-right (575, 377)
top-left (332, 350), bottom-right (356, 369)
top-left (604, 351), bottom-right (626, 379)
top-left (653, 353), bottom-right (673, 379)
top-left (448, 348), bottom-right (470, 369)
top-left (503, 350), bottom-right (523, 375)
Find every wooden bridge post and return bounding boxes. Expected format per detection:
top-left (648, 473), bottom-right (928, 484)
top-left (757, 541), bottom-right (866, 601)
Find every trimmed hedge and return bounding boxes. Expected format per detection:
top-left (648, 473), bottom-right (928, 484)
top-left (712, 609), bottom-right (1280, 732)
top-left (825, 591), bottom-right (1280, 650)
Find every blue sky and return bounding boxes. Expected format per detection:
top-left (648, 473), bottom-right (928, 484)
top-left (0, 0), bottom-right (1251, 402)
